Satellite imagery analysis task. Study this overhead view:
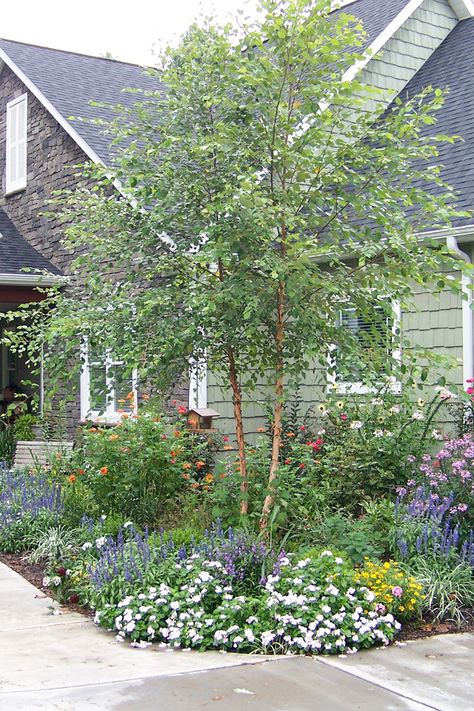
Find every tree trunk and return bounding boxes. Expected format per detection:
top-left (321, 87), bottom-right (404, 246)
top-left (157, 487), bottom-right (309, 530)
top-left (227, 346), bottom-right (249, 515)
top-left (260, 279), bottom-right (285, 532)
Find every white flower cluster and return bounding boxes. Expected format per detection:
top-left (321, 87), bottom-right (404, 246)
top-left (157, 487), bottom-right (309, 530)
top-left (94, 552), bottom-right (401, 655)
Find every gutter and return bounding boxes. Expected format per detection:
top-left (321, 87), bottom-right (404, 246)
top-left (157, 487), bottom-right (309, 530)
top-left (0, 272), bottom-right (67, 287)
top-left (446, 236), bottom-right (474, 387)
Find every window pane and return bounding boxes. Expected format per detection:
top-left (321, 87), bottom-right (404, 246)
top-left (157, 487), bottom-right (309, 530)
top-left (110, 363), bottom-right (135, 412)
top-left (337, 306), bottom-right (392, 382)
top-left (89, 364), bottom-right (108, 413)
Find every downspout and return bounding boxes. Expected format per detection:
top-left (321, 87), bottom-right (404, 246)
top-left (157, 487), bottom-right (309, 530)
top-left (446, 236), bottom-right (474, 387)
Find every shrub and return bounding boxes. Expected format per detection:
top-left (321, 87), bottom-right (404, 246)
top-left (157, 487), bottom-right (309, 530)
top-left (69, 410), bottom-right (221, 525)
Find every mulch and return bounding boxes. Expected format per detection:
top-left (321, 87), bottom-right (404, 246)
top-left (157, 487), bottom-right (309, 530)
top-left (1, 553), bottom-right (473, 639)
top-left (0, 552), bottom-right (93, 618)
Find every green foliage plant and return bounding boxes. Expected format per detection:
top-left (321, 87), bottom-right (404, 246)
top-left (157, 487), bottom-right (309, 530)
top-left (408, 558), bottom-right (474, 626)
top-left (3, 0), bottom-right (470, 532)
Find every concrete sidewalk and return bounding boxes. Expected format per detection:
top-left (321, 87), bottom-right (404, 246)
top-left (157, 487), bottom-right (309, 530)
top-left (0, 561), bottom-right (473, 710)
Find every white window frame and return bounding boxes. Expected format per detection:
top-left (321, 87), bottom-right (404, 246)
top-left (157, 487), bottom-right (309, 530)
top-left (6, 94), bottom-right (28, 194)
top-left (80, 340), bottom-right (137, 422)
top-left (189, 356), bottom-right (208, 409)
top-left (327, 301), bottom-right (401, 395)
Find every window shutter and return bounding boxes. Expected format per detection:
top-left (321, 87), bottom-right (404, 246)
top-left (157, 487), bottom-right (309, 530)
top-left (6, 94), bottom-right (27, 193)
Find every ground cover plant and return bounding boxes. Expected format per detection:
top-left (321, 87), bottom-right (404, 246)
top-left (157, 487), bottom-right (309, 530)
top-left (0, 391), bottom-right (473, 649)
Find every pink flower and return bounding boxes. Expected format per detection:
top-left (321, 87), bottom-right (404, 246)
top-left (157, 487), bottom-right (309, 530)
top-left (392, 586), bottom-right (403, 598)
top-left (340, 414), bottom-right (348, 421)
top-left (299, 425), bottom-right (306, 431)
top-left (467, 387), bottom-right (474, 396)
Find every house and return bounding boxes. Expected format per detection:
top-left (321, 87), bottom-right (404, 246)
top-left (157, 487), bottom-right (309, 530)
top-left (0, 0), bottom-right (473, 437)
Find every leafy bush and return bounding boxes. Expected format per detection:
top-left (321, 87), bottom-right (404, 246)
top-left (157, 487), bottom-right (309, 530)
top-left (69, 410), bottom-right (221, 525)
top-left (310, 384), bottom-right (451, 509)
top-left (0, 424), bottom-right (16, 467)
top-left (13, 414), bottom-right (37, 441)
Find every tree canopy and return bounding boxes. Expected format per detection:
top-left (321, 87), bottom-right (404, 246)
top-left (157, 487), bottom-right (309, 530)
top-left (5, 0), bottom-right (471, 527)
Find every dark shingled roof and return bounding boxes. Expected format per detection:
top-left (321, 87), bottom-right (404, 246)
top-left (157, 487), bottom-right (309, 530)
top-left (332, 0), bottom-right (411, 51)
top-left (0, 2), bottom-right (409, 166)
top-left (395, 16), bottom-right (474, 227)
top-left (0, 38), bottom-right (164, 165)
top-left (0, 209), bottom-right (62, 276)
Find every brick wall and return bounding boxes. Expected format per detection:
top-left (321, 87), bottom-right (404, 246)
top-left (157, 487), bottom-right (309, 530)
top-left (0, 65), bottom-right (189, 434)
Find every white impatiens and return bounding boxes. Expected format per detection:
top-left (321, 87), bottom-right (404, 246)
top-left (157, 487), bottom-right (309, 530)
top-left (94, 551), bottom-right (401, 655)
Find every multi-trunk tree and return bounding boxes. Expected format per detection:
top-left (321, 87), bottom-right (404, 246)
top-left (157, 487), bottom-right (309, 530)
top-left (6, 0), bottom-right (470, 529)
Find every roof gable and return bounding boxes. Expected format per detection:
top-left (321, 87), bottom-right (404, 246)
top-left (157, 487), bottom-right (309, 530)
top-left (0, 39), bottom-right (164, 166)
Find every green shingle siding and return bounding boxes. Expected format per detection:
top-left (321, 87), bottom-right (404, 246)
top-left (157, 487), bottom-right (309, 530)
top-left (358, 0), bottom-right (457, 109)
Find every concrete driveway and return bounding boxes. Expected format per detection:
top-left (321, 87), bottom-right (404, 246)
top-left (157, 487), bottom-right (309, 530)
top-left (0, 562), bottom-right (472, 710)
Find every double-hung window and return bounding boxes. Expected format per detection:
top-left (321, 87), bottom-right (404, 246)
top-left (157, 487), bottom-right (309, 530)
top-left (6, 94), bottom-right (27, 194)
top-left (328, 300), bottom-right (401, 394)
top-left (80, 343), bottom-right (137, 421)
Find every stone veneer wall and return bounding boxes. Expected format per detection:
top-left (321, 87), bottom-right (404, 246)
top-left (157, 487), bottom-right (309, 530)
top-left (0, 65), bottom-right (189, 435)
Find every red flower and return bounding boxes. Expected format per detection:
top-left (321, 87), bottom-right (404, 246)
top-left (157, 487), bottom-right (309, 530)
top-left (223, 436), bottom-right (229, 443)
top-left (69, 594), bottom-right (80, 604)
top-left (284, 458), bottom-right (292, 465)
top-left (340, 414), bottom-right (348, 421)
top-left (299, 425), bottom-right (306, 431)
top-left (57, 567), bottom-right (67, 577)
top-left (177, 405), bottom-right (187, 414)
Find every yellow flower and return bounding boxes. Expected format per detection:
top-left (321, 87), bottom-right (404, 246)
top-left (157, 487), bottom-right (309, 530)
top-left (336, 401), bottom-right (344, 409)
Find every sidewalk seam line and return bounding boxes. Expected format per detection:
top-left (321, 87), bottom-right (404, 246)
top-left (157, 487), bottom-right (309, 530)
top-left (313, 658), bottom-right (443, 711)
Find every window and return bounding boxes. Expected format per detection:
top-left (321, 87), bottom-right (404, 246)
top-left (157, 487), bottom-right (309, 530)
top-left (80, 343), bottom-right (137, 421)
top-left (6, 94), bottom-right (27, 194)
top-left (328, 301), bottom-right (401, 394)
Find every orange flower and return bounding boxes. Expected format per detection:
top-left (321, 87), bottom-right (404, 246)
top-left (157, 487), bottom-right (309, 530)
top-left (287, 432), bottom-right (295, 438)
top-left (196, 460), bottom-right (206, 469)
top-left (77, 468), bottom-right (85, 475)
top-left (219, 473), bottom-right (227, 479)
top-left (191, 482), bottom-right (199, 489)
top-left (68, 474), bottom-right (76, 483)
top-left (122, 413), bottom-right (129, 419)
top-left (89, 427), bottom-right (98, 433)
top-left (257, 427), bottom-right (266, 433)
top-left (109, 434), bottom-right (119, 441)
top-left (141, 393), bottom-right (150, 401)
top-left (182, 472), bottom-right (190, 480)
top-left (182, 463), bottom-right (192, 470)
top-left (126, 391), bottom-right (135, 400)
top-left (204, 473), bottom-right (214, 483)
top-left (100, 466), bottom-right (109, 475)
top-left (173, 430), bottom-right (181, 437)
top-left (223, 445), bottom-right (233, 451)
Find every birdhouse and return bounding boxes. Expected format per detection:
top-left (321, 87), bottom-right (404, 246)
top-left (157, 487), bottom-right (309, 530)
top-left (186, 407), bottom-right (220, 431)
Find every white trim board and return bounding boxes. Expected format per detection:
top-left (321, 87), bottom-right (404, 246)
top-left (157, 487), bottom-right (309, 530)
top-left (0, 47), bottom-right (104, 167)
top-left (0, 272), bottom-right (66, 286)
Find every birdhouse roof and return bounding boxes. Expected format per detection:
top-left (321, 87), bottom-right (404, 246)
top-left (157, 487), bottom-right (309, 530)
top-left (187, 408), bottom-right (221, 418)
